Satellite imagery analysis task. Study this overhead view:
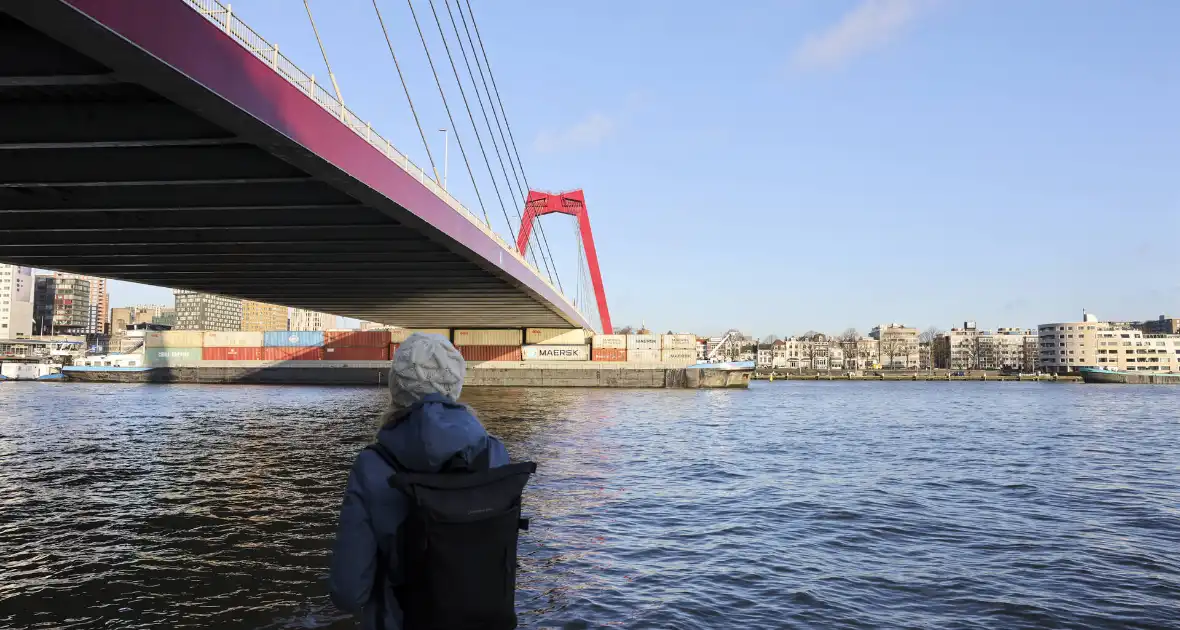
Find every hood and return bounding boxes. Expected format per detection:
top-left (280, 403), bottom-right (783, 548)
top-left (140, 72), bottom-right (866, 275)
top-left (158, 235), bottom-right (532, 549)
top-left (376, 394), bottom-right (489, 473)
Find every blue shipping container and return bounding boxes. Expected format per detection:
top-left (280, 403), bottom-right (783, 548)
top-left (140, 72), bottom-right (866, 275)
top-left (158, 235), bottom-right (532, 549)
top-left (264, 331), bottom-right (324, 347)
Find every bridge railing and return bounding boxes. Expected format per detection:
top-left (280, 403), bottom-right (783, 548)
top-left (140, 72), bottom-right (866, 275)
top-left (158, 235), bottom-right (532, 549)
top-left (181, 0), bottom-right (580, 318)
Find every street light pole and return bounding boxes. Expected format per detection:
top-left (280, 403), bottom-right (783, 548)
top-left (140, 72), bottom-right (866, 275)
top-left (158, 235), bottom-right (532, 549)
top-left (439, 128), bottom-right (449, 191)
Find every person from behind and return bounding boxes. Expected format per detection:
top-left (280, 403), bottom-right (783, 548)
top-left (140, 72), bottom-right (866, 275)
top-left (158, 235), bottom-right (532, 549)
top-left (329, 332), bottom-right (536, 630)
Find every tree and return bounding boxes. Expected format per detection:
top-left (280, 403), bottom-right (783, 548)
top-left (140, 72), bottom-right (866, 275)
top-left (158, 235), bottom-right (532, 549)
top-left (761, 334), bottom-right (780, 344)
top-left (838, 328), bottom-right (860, 370)
top-left (880, 337), bottom-right (907, 369)
top-left (919, 327), bottom-right (944, 370)
top-left (616, 325), bottom-right (636, 335)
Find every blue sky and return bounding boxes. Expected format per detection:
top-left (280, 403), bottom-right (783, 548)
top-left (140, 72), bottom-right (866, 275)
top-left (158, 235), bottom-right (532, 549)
top-left (111, 0), bottom-right (1179, 336)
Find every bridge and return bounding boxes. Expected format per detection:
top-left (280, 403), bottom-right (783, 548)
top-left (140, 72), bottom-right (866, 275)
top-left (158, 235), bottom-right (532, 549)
top-left (0, 0), bottom-right (611, 331)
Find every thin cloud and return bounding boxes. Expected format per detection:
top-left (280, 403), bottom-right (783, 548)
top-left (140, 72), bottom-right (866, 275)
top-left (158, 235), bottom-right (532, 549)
top-left (792, 0), bottom-right (938, 71)
top-left (534, 112), bottom-right (615, 154)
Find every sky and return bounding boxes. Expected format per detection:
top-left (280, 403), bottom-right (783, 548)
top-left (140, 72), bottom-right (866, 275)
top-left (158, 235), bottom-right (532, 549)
top-left (109, 0), bottom-right (1179, 337)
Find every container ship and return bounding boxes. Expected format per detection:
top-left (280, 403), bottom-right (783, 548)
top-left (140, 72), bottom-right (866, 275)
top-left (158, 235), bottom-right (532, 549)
top-left (59, 329), bottom-right (750, 389)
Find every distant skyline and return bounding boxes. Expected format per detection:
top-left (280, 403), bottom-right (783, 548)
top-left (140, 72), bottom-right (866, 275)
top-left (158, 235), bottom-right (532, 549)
top-left (101, 0), bottom-right (1178, 336)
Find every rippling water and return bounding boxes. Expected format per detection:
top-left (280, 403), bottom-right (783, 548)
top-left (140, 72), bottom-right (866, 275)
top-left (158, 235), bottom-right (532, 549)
top-left (2, 381), bottom-right (1179, 629)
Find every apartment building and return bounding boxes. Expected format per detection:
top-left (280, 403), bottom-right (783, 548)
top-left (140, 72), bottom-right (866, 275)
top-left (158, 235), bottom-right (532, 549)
top-left (0, 264), bottom-right (34, 338)
top-left (290, 308), bottom-right (337, 331)
top-left (242, 300), bottom-right (289, 332)
top-left (54, 272), bottom-right (109, 334)
top-left (939, 323), bottom-right (1038, 371)
top-left (174, 290), bottom-right (243, 331)
top-left (1094, 329), bottom-right (1180, 372)
top-left (1137, 315), bottom-right (1180, 336)
top-left (870, 324), bottom-right (919, 368)
top-left (1038, 314), bottom-right (1102, 373)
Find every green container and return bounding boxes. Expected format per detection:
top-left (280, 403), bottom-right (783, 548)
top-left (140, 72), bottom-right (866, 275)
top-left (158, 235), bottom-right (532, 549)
top-left (144, 347), bottom-right (202, 367)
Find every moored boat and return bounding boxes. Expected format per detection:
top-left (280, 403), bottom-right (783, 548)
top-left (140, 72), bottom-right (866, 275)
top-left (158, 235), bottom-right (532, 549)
top-left (1080, 367), bottom-right (1180, 384)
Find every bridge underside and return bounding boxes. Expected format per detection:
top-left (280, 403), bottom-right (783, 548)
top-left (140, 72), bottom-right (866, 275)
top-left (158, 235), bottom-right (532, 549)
top-left (0, 3), bottom-right (585, 329)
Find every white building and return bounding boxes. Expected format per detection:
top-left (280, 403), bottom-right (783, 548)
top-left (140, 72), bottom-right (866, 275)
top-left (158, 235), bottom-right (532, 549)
top-left (0, 264), bottom-right (34, 338)
top-left (290, 308), bottom-right (338, 331)
top-left (942, 323), bottom-right (1038, 371)
top-left (870, 324), bottom-right (920, 369)
top-left (1040, 313), bottom-right (1180, 373)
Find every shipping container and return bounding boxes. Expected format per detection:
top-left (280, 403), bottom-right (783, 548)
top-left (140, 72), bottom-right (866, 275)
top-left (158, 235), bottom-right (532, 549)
top-left (591, 348), bottom-right (627, 362)
top-left (522, 345), bottom-right (590, 361)
top-left (324, 330), bottom-right (392, 348)
top-left (323, 346), bottom-right (390, 361)
top-left (144, 346), bottom-right (202, 366)
top-left (202, 346), bottom-right (264, 361)
top-left (626, 334), bottom-right (661, 351)
top-left (389, 329), bottom-right (451, 343)
top-left (453, 329), bottom-right (523, 346)
top-left (661, 334), bottom-right (697, 350)
top-left (626, 348), bottom-right (662, 363)
top-left (262, 346), bottom-right (323, 361)
top-left (145, 330), bottom-right (203, 348)
top-left (661, 348), bottom-right (697, 366)
top-left (525, 328), bottom-right (589, 345)
top-left (202, 331), bottom-right (264, 348)
top-left (592, 334), bottom-right (626, 349)
top-left (459, 345), bottom-right (522, 362)
top-left (389, 343), bottom-right (400, 357)
top-left (264, 331), bottom-right (325, 347)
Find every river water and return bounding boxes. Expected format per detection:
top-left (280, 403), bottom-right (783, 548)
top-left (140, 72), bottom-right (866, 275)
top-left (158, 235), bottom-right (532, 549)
top-left (1, 381), bottom-right (1178, 629)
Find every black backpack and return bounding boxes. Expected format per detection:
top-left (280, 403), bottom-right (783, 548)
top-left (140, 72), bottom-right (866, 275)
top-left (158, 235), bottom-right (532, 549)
top-left (367, 442), bottom-right (536, 630)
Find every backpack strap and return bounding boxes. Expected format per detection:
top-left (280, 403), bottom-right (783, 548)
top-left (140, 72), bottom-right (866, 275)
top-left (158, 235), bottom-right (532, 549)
top-left (365, 443), bottom-right (405, 473)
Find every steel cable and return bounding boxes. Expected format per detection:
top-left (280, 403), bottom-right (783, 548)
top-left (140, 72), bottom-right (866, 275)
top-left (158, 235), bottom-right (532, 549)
top-left (371, 0), bottom-right (442, 184)
top-left (404, 0), bottom-right (492, 226)
top-left (461, 0), bottom-right (564, 294)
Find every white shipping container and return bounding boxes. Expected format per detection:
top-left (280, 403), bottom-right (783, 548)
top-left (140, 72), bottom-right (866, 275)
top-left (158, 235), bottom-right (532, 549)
top-left (522, 344), bottom-right (590, 361)
top-left (202, 331), bottom-right (263, 348)
top-left (627, 334), bottom-right (661, 351)
top-left (662, 334), bottom-right (697, 350)
top-left (525, 328), bottom-right (588, 345)
top-left (145, 330), bottom-right (204, 348)
top-left (626, 348), bottom-right (662, 363)
top-left (662, 349), bottom-right (697, 366)
top-left (453, 329), bottom-right (523, 346)
top-left (389, 329), bottom-right (451, 343)
top-left (592, 334), bottom-right (626, 349)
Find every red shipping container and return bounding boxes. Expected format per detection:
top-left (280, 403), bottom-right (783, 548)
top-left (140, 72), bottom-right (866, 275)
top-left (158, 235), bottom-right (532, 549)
top-left (324, 330), bottom-right (392, 348)
top-left (592, 348), bottom-right (627, 362)
top-left (389, 343), bottom-right (400, 357)
top-left (263, 346), bottom-right (324, 361)
top-left (323, 346), bottom-right (390, 361)
top-left (459, 345), bottom-right (522, 362)
top-left (202, 346), bottom-right (264, 361)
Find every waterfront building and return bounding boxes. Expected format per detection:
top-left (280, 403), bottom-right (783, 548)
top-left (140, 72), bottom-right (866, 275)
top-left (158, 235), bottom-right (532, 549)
top-left (174, 290), bottom-right (243, 331)
top-left (54, 272), bottom-right (109, 334)
top-left (1040, 313), bottom-right (1180, 374)
top-left (1137, 315), bottom-right (1180, 336)
top-left (869, 324), bottom-right (919, 369)
top-left (0, 264), bottom-right (34, 338)
top-left (939, 323), bottom-right (1038, 371)
top-left (290, 308), bottom-right (337, 331)
top-left (242, 300), bottom-right (288, 332)
top-left (1035, 313), bottom-right (1180, 374)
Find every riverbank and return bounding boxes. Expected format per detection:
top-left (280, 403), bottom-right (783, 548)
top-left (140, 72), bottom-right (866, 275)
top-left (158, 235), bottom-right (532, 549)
top-left (60, 361), bottom-right (752, 389)
top-left (754, 372), bottom-right (1083, 383)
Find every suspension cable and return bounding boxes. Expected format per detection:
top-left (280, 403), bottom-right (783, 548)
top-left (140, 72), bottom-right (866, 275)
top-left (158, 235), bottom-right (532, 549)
top-left (371, 0), bottom-right (441, 185)
top-left (423, 0), bottom-right (524, 256)
top-left (304, 0), bottom-right (344, 104)
top-left (439, 0), bottom-right (553, 283)
top-left (462, 0), bottom-right (563, 293)
top-left (404, 0), bottom-right (492, 227)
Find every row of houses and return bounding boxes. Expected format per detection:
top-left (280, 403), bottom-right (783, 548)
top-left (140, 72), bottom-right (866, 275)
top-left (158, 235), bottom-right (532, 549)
top-left (750, 313), bottom-right (1180, 373)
